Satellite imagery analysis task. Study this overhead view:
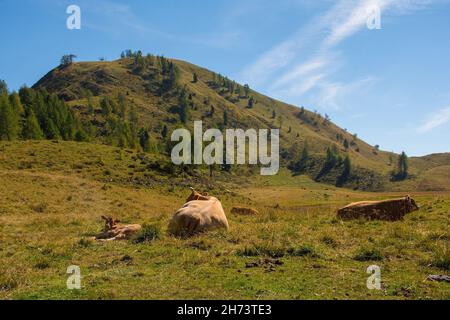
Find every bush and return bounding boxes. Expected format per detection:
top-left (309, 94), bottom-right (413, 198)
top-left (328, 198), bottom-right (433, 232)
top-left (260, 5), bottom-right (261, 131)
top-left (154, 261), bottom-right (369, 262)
top-left (132, 224), bottom-right (161, 244)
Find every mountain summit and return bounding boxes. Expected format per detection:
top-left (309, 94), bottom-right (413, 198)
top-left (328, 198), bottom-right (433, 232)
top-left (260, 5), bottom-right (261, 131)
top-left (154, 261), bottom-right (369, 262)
top-left (31, 53), bottom-right (450, 191)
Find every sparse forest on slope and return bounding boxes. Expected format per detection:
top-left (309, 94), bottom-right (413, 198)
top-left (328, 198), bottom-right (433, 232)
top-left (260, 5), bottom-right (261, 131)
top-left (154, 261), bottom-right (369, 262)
top-left (1, 51), bottom-right (449, 191)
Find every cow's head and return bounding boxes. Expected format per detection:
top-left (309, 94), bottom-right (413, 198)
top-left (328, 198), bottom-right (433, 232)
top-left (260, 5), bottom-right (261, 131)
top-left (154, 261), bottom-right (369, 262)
top-left (101, 215), bottom-right (120, 231)
top-left (186, 188), bottom-right (210, 202)
top-left (405, 195), bottom-right (419, 213)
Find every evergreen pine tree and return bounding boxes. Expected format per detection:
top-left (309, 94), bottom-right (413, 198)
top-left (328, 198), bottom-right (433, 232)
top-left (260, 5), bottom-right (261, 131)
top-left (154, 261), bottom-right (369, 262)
top-left (297, 142), bottom-right (310, 172)
top-left (337, 155), bottom-right (352, 187)
top-left (0, 93), bottom-right (19, 140)
top-left (395, 152), bottom-right (409, 180)
top-left (138, 128), bottom-right (151, 152)
top-left (0, 80), bottom-right (7, 95)
top-left (100, 97), bottom-right (112, 116)
top-left (223, 110), bottom-right (228, 127)
top-left (9, 92), bottom-right (24, 115)
top-left (343, 139), bottom-right (349, 151)
top-left (161, 125), bottom-right (168, 138)
top-left (178, 96), bottom-right (190, 124)
top-left (22, 109), bottom-right (43, 140)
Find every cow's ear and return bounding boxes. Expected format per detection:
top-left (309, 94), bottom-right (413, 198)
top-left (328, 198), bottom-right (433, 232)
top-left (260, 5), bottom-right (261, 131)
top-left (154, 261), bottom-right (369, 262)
top-left (101, 215), bottom-right (108, 221)
top-left (406, 195), bottom-right (411, 201)
top-left (203, 192), bottom-right (209, 197)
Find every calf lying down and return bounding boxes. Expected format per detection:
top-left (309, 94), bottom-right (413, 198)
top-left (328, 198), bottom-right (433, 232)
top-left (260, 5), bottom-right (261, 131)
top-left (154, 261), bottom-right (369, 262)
top-left (95, 216), bottom-right (142, 241)
top-left (337, 195), bottom-right (419, 221)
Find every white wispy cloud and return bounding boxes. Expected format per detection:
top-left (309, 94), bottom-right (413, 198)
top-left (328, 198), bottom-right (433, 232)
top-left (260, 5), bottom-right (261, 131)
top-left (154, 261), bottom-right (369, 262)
top-left (418, 107), bottom-right (450, 133)
top-left (270, 56), bottom-right (330, 90)
top-left (314, 76), bottom-right (377, 110)
top-left (239, 0), bottom-right (437, 109)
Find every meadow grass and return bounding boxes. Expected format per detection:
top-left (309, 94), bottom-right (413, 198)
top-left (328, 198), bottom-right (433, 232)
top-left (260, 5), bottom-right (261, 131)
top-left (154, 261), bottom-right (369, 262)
top-left (0, 141), bottom-right (449, 300)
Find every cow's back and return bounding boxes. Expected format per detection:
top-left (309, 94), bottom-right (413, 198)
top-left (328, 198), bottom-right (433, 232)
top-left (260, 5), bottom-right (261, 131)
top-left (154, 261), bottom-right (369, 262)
top-left (169, 197), bottom-right (229, 236)
top-left (337, 198), bottom-right (408, 221)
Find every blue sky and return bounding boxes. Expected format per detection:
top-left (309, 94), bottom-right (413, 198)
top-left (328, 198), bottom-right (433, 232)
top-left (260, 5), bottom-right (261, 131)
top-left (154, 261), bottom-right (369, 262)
top-left (1, 0), bottom-right (450, 156)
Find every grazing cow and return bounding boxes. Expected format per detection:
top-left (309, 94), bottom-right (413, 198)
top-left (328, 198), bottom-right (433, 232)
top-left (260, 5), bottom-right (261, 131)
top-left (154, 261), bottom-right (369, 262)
top-left (95, 216), bottom-right (142, 241)
top-left (337, 195), bottom-right (419, 221)
top-left (231, 206), bottom-right (259, 215)
top-left (168, 188), bottom-right (229, 237)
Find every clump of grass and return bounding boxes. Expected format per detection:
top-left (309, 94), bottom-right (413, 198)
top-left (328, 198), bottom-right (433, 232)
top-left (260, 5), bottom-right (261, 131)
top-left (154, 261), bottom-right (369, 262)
top-left (189, 240), bottom-right (212, 251)
top-left (430, 247), bottom-right (450, 271)
top-left (33, 261), bottom-right (50, 270)
top-left (239, 245), bottom-right (286, 258)
top-left (321, 235), bottom-right (339, 248)
top-left (354, 247), bottom-right (383, 261)
top-left (77, 238), bottom-right (93, 248)
top-left (132, 224), bottom-right (161, 244)
top-left (427, 232), bottom-right (450, 241)
top-left (237, 244), bottom-right (317, 258)
top-left (287, 245), bottom-right (318, 257)
top-left (0, 274), bottom-right (21, 292)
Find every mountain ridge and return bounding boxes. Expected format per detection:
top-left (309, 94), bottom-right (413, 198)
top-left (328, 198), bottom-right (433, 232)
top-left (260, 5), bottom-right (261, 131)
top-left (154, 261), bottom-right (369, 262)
top-left (30, 54), bottom-right (450, 191)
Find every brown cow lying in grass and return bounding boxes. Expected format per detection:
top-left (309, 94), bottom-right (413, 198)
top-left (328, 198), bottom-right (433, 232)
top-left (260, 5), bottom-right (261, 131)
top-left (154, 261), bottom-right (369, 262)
top-left (168, 188), bottom-right (229, 237)
top-left (95, 216), bottom-right (142, 241)
top-left (337, 195), bottom-right (419, 221)
top-left (231, 207), bottom-right (259, 215)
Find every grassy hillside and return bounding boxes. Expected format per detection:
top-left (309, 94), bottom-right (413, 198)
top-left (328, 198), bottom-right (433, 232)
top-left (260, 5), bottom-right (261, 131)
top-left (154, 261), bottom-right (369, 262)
top-left (30, 55), bottom-right (450, 191)
top-left (0, 140), bottom-right (449, 300)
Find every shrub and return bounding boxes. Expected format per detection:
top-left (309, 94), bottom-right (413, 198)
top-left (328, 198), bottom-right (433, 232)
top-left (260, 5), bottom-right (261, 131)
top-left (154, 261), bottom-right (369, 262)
top-left (132, 224), bottom-right (161, 244)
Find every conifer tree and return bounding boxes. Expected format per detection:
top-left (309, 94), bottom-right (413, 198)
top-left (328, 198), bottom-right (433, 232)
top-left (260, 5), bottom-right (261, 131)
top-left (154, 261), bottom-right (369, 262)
top-left (337, 155), bottom-right (352, 187)
top-left (161, 125), bottom-right (168, 138)
top-left (100, 97), bottom-right (112, 116)
top-left (9, 92), bottom-right (24, 116)
top-left (343, 139), bottom-right (349, 151)
top-left (394, 151), bottom-right (409, 180)
top-left (22, 109), bottom-right (43, 140)
top-left (297, 142), bottom-right (310, 172)
top-left (178, 96), bottom-right (190, 124)
top-left (0, 80), bottom-right (7, 96)
top-left (0, 93), bottom-right (19, 140)
top-left (243, 84), bottom-right (250, 97)
top-left (138, 128), bottom-right (151, 152)
top-left (223, 110), bottom-right (228, 127)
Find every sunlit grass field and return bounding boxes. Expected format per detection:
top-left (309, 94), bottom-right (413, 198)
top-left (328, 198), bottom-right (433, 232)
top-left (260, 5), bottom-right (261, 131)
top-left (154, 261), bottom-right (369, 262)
top-left (0, 141), bottom-right (449, 300)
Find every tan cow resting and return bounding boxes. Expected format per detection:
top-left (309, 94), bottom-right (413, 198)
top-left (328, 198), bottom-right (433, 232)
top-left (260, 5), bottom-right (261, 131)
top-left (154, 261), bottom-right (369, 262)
top-left (168, 188), bottom-right (229, 237)
top-left (337, 195), bottom-right (419, 221)
top-left (231, 207), bottom-right (259, 215)
top-left (95, 216), bottom-right (142, 241)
